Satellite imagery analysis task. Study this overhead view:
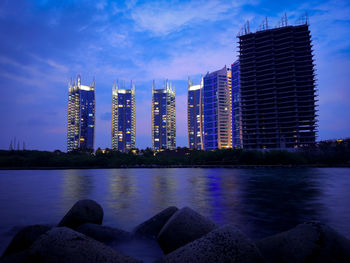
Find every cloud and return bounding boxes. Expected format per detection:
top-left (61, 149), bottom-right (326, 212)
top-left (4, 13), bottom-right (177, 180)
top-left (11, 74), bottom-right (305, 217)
top-left (131, 0), bottom-right (244, 36)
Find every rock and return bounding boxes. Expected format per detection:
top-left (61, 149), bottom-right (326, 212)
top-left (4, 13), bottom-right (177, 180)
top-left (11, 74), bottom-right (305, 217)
top-left (1, 224), bottom-right (51, 258)
top-left (156, 225), bottom-right (265, 263)
top-left (0, 250), bottom-right (30, 263)
top-left (134, 206), bottom-right (179, 238)
top-left (157, 207), bottom-right (217, 254)
top-left (58, 199), bottom-right (103, 229)
top-left (76, 223), bottom-right (132, 243)
top-left (27, 227), bottom-right (142, 263)
top-left (256, 221), bottom-right (350, 263)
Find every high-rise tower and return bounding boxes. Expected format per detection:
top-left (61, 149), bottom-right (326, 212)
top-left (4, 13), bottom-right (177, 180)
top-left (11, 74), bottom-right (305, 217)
top-left (111, 80), bottom-right (136, 152)
top-left (67, 75), bottom-right (95, 152)
top-left (188, 76), bottom-right (204, 150)
top-left (231, 60), bottom-right (242, 148)
top-left (238, 15), bottom-right (317, 149)
top-left (152, 80), bottom-right (176, 150)
top-left (203, 66), bottom-right (232, 150)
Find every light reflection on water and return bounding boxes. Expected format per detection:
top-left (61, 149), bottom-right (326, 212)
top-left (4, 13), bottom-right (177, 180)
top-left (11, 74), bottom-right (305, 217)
top-left (0, 168), bottom-right (350, 255)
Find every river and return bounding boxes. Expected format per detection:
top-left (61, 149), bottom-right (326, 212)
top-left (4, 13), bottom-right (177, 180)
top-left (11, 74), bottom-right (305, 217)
top-left (0, 168), bottom-right (349, 259)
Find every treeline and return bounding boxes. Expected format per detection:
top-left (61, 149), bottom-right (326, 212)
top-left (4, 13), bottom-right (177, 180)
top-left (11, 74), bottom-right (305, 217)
top-left (0, 139), bottom-right (349, 168)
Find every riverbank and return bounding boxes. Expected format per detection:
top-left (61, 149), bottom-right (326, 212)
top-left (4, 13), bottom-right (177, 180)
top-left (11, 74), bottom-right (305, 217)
top-left (1, 164), bottom-right (350, 170)
top-left (1, 146), bottom-right (350, 169)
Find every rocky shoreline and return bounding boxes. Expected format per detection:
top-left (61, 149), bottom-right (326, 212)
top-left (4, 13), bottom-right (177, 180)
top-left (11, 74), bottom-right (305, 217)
top-left (1, 199), bottom-right (350, 263)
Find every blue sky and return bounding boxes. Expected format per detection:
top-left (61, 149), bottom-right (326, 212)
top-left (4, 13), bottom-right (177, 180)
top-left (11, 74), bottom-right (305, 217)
top-left (0, 0), bottom-right (349, 151)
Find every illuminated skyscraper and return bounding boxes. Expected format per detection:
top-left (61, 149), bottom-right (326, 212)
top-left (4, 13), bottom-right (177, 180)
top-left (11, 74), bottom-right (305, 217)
top-left (152, 80), bottom-right (176, 150)
top-left (111, 80), bottom-right (136, 152)
top-left (231, 60), bottom-right (242, 148)
top-left (203, 66), bottom-right (232, 150)
top-left (67, 75), bottom-right (95, 152)
top-left (238, 15), bottom-right (317, 149)
top-left (187, 76), bottom-right (204, 150)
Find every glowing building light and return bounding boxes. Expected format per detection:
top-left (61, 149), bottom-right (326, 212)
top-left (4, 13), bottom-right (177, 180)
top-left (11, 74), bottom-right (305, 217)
top-left (152, 80), bottom-right (176, 151)
top-left (111, 80), bottom-right (136, 152)
top-left (67, 75), bottom-right (95, 152)
top-left (187, 76), bottom-right (204, 150)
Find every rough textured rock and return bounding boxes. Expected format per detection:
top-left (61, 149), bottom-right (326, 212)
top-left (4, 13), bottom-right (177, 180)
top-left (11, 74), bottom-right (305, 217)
top-left (1, 224), bottom-right (51, 258)
top-left (156, 225), bottom-right (265, 263)
top-left (134, 206), bottom-right (178, 238)
top-left (58, 199), bottom-right (103, 229)
top-left (27, 227), bottom-right (142, 263)
top-left (256, 221), bottom-right (350, 263)
top-left (76, 223), bottom-right (132, 243)
top-left (0, 250), bottom-right (30, 263)
top-left (157, 207), bottom-right (217, 254)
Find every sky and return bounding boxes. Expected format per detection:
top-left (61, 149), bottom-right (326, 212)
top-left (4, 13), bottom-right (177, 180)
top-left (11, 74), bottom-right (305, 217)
top-left (0, 0), bottom-right (349, 151)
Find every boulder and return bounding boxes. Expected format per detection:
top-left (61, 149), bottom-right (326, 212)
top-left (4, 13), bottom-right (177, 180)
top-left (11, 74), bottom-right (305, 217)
top-left (134, 206), bottom-right (178, 238)
top-left (1, 224), bottom-right (51, 258)
top-left (27, 227), bottom-right (142, 263)
top-left (0, 250), bottom-right (30, 263)
top-left (58, 199), bottom-right (103, 229)
top-left (156, 225), bottom-right (265, 263)
top-left (76, 223), bottom-right (132, 243)
top-left (256, 221), bottom-right (350, 263)
top-left (157, 207), bottom-right (217, 254)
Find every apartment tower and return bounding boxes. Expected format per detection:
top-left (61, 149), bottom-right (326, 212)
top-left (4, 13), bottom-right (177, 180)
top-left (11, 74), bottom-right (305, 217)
top-left (203, 66), bottom-right (232, 150)
top-left (238, 15), bottom-right (317, 149)
top-left (231, 60), bottom-right (243, 148)
top-left (152, 80), bottom-right (176, 150)
top-left (111, 80), bottom-right (136, 152)
top-left (187, 76), bottom-right (204, 150)
top-left (67, 75), bottom-right (95, 152)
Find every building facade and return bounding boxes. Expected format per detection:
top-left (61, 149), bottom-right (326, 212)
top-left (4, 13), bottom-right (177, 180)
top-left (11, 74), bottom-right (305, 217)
top-left (111, 81), bottom-right (136, 152)
top-left (231, 60), bottom-right (242, 148)
top-left (67, 75), bottom-right (95, 152)
top-left (238, 17), bottom-right (317, 149)
top-left (203, 66), bottom-right (232, 150)
top-left (187, 76), bottom-right (204, 150)
top-left (152, 80), bottom-right (176, 150)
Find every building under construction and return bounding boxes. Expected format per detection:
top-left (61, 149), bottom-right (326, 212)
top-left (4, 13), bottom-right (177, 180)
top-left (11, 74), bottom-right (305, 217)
top-left (238, 14), bottom-right (317, 149)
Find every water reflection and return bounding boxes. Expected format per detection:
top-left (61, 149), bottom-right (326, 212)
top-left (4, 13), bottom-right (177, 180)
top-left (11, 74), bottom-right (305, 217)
top-left (2, 167), bottom-right (349, 256)
top-left (239, 168), bottom-right (324, 239)
top-left (107, 170), bottom-right (137, 228)
top-left (61, 170), bottom-right (94, 211)
top-left (186, 171), bottom-right (209, 214)
top-left (152, 169), bottom-right (177, 209)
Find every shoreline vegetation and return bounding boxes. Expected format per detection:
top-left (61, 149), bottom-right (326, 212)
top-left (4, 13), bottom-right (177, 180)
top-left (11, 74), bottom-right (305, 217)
top-left (1, 139), bottom-right (349, 169)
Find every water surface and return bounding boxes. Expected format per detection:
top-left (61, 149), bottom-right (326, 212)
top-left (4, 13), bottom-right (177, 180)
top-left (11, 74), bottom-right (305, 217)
top-left (0, 168), bottom-right (349, 258)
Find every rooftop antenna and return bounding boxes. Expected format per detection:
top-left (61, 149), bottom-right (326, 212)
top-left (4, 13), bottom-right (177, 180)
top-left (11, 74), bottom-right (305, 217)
top-left (296, 11), bottom-right (309, 26)
top-left (188, 76), bottom-right (191, 89)
top-left (92, 77), bottom-right (95, 88)
top-left (257, 17), bottom-right (268, 31)
top-left (200, 74), bottom-right (203, 87)
top-left (131, 80), bottom-right (135, 93)
top-left (77, 74), bottom-right (81, 86)
top-left (14, 137), bottom-right (16, 150)
top-left (9, 140), bottom-right (13, 151)
top-left (238, 20), bottom-right (250, 36)
top-left (17, 141), bottom-right (20, 151)
top-left (152, 80), bottom-right (155, 91)
top-left (276, 13), bottom-right (288, 28)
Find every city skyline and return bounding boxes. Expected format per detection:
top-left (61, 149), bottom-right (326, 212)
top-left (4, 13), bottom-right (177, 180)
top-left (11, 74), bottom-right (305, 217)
top-left (0, 0), bottom-right (349, 151)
